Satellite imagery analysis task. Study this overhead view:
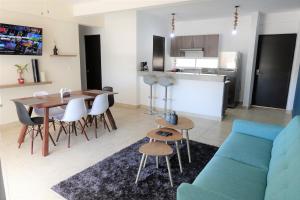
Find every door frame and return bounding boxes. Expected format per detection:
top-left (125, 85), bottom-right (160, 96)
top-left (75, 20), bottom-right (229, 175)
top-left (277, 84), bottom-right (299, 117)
top-left (251, 34), bottom-right (296, 109)
top-left (244, 32), bottom-right (300, 111)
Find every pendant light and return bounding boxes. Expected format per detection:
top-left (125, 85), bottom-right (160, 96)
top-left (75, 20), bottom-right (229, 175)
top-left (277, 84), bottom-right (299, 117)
top-left (170, 13), bottom-right (176, 38)
top-left (232, 6), bottom-right (239, 35)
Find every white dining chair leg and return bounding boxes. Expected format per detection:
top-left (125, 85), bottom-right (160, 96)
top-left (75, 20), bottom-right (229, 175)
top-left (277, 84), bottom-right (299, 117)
top-left (78, 120), bottom-right (89, 141)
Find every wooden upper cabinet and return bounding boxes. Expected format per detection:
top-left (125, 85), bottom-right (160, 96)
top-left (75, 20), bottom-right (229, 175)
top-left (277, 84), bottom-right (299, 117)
top-left (204, 34), bottom-right (219, 57)
top-left (171, 36), bottom-right (195, 57)
top-left (179, 36), bottom-right (193, 50)
top-left (192, 35), bottom-right (204, 49)
top-left (170, 34), bottom-right (219, 57)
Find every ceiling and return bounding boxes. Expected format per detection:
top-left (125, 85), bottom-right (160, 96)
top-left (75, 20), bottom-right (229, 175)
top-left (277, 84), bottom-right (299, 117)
top-left (140, 0), bottom-right (300, 21)
top-left (1, 0), bottom-right (299, 20)
top-left (71, 0), bottom-right (189, 16)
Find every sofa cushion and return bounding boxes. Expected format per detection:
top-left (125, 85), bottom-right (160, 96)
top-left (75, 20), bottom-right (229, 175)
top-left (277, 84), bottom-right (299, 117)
top-left (232, 120), bottom-right (284, 141)
top-left (177, 183), bottom-right (234, 200)
top-left (216, 132), bottom-right (273, 171)
top-left (193, 156), bottom-right (267, 200)
top-left (265, 116), bottom-right (300, 200)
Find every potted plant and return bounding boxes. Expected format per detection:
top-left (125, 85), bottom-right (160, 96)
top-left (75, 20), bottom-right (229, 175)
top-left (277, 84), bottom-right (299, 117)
top-left (14, 64), bottom-right (28, 84)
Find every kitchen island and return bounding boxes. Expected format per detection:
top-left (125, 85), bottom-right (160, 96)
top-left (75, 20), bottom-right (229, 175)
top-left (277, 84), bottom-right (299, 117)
top-left (138, 71), bottom-right (226, 120)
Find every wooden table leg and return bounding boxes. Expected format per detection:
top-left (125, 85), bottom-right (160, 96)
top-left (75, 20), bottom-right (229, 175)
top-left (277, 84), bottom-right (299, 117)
top-left (42, 108), bottom-right (49, 156)
top-left (106, 108), bottom-right (117, 130)
top-left (18, 125), bottom-right (28, 148)
top-left (17, 107), bottom-right (33, 148)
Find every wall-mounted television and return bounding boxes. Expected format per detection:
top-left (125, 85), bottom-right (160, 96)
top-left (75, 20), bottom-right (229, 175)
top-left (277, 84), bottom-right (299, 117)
top-left (0, 23), bottom-right (42, 55)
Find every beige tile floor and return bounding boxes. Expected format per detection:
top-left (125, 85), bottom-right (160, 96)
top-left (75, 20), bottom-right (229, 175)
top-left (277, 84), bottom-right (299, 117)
top-left (0, 106), bottom-right (291, 200)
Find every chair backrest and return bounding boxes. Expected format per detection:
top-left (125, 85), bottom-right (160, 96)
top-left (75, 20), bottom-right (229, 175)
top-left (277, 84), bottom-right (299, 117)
top-left (89, 94), bottom-right (109, 116)
top-left (33, 91), bottom-right (49, 97)
top-left (13, 101), bottom-right (34, 125)
top-left (102, 86), bottom-right (114, 107)
top-left (61, 98), bottom-right (87, 122)
top-left (33, 91), bottom-right (49, 115)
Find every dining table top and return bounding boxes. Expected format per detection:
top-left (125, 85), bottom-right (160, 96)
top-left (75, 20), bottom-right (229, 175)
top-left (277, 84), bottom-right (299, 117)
top-left (12, 90), bottom-right (117, 109)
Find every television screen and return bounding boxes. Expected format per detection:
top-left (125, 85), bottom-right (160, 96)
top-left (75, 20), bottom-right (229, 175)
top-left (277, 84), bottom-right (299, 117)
top-left (0, 23), bottom-right (42, 55)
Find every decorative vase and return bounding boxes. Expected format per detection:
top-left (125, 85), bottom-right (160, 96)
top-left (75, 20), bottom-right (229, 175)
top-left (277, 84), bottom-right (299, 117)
top-left (165, 111), bottom-right (178, 125)
top-left (53, 45), bottom-right (58, 55)
top-left (18, 72), bottom-right (24, 84)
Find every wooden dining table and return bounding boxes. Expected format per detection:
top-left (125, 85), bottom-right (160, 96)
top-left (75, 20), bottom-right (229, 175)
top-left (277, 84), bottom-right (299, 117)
top-left (12, 90), bottom-right (118, 157)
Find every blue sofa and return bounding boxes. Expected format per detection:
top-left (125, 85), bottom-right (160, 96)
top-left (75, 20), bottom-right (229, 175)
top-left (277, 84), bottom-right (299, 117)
top-left (177, 116), bottom-right (300, 200)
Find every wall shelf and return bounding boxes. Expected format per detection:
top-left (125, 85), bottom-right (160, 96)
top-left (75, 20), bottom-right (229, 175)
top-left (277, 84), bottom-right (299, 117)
top-left (0, 81), bottom-right (52, 89)
top-left (50, 54), bottom-right (77, 57)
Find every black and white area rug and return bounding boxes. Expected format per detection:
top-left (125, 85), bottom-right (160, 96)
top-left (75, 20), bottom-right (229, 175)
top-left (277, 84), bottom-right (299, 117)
top-left (52, 137), bottom-right (218, 200)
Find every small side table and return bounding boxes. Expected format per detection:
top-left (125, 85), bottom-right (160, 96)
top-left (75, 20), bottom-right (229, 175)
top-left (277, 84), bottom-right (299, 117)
top-left (135, 142), bottom-right (174, 187)
top-left (146, 128), bottom-right (183, 173)
top-left (155, 117), bottom-right (194, 163)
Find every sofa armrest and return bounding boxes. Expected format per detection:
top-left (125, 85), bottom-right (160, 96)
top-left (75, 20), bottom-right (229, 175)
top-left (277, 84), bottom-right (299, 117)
top-left (232, 119), bottom-right (284, 141)
top-left (177, 183), bottom-right (233, 200)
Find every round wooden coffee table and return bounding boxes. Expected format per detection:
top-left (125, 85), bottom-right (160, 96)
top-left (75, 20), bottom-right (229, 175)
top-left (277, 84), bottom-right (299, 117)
top-left (155, 116), bottom-right (194, 163)
top-left (145, 128), bottom-right (183, 173)
top-left (135, 142), bottom-right (174, 187)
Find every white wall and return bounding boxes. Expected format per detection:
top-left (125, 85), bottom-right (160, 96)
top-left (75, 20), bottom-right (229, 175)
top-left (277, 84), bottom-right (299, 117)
top-left (101, 10), bottom-right (139, 105)
top-left (137, 12), bottom-right (171, 71)
top-left (0, 10), bottom-right (81, 124)
top-left (242, 12), bottom-right (262, 108)
top-left (78, 25), bottom-right (103, 90)
top-left (175, 16), bottom-right (252, 101)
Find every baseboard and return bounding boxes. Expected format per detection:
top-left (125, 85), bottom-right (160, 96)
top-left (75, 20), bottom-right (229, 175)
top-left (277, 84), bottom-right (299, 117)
top-left (114, 103), bottom-right (140, 109)
top-left (0, 121), bottom-right (20, 129)
top-left (285, 110), bottom-right (292, 114)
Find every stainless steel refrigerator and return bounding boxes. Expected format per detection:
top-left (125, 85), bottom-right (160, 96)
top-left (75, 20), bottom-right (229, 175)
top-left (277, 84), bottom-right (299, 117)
top-left (218, 51), bottom-right (241, 108)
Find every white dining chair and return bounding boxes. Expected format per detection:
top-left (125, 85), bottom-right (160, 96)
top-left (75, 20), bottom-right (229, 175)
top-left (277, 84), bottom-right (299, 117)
top-left (87, 94), bottom-right (110, 138)
top-left (55, 98), bottom-right (89, 148)
top-left (33, 91), bottom-right (65, 131)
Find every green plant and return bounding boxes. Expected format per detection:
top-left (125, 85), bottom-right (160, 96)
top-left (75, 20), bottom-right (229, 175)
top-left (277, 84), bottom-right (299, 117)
top-left (14, 64), bottom-right (28, 74)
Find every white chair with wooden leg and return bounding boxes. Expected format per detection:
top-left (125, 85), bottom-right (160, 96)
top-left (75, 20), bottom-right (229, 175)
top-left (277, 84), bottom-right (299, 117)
top-left (54, 98), bottom-right (89, 148)
top-left (33, 91), bottom-right (65, 131)
top-left (87, 94), bottom-right (110, 138)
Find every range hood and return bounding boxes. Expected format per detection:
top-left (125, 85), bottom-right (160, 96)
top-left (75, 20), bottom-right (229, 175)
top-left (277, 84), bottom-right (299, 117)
top-left (179, 48), bottom-right (204, 58)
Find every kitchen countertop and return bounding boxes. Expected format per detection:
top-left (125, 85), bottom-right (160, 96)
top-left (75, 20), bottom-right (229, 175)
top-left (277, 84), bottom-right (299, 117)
top-left (137, 71), bottom-right (226, 82)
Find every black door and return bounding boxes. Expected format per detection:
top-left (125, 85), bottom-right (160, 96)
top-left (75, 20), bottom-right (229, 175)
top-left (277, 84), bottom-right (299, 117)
top-left (252, 34), bottom-right (296, 109)
top-left (152, 35), bottom-right (165, 71)
top-left (85, 35), bottom-right (101, 90)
